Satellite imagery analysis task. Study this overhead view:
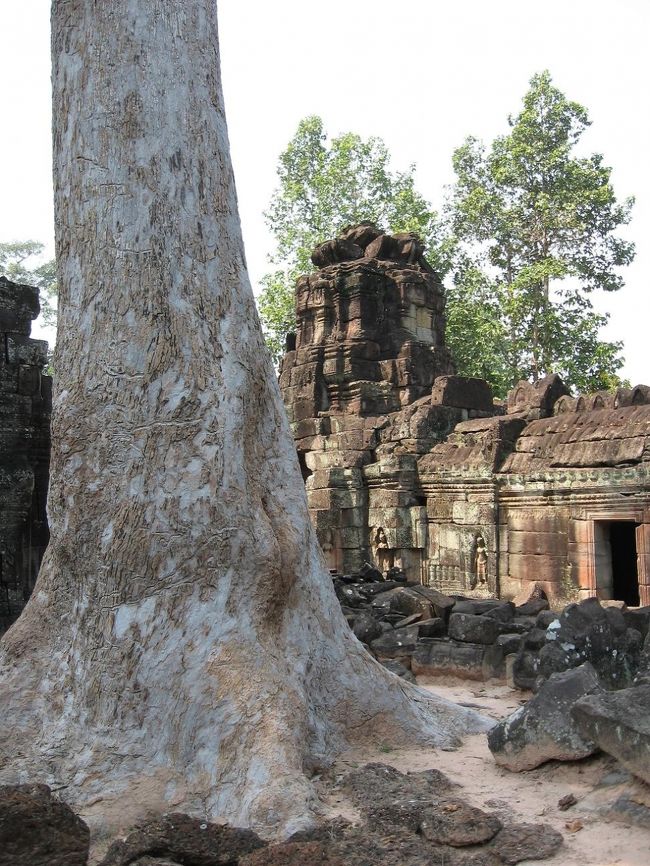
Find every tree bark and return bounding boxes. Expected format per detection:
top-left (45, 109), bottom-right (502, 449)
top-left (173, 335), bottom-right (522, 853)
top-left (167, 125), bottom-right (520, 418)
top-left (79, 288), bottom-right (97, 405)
top-left (0, 0), bottom-right (485, 836)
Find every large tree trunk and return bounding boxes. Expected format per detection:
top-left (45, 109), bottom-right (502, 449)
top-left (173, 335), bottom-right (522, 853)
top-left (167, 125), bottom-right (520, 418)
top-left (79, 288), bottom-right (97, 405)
top-left (0, 0), bottom-right (485, 836)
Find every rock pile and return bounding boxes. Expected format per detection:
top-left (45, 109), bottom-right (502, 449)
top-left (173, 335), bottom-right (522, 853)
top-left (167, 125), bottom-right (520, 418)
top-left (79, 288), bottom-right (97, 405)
top-left (1, 765), bottom-right (564, 866)
top-left (334, 568), bottom-right (650, 690)
top-left (486, 598), bottom-right (650, 781)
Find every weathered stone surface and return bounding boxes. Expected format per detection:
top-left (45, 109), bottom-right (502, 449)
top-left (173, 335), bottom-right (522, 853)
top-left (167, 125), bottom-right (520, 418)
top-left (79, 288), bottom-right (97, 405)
top-left (370, 625), bottom-right (419, 660)
top-left (0, 783), bottom-right (89, 866)
top-left (351, 611), bottom-right (383, 645)
top-left (419, 801), bottom-right (502, 847)
top-left (311, 238), bottom-right (363, 268)
top-left (489, 823), bottom-right (563, 865)
top-left (572, 684), bottom-right (650, 785)
top-left (507, 374), bottom-right (570, 420)
top-left (448, 613), bottom-right (506, 645)
top-left (417, 617), bottom-right (447, 638)
top-left (240, 841), bottom-right (342, 866)
top-left (0, 277), bottom-right (51, 634)
top-left (430, 376), bottom-right (494, 412)
top-left (536, 598), bottom-right (643, 688)
top-left (412, 639), bottom-right (493, 680)
top-left (488, 663), bottom-right (603, 771)
top-left (340, 762), bottom-right (455, 814)
top-left (98, 814), bottom-right (265, 866)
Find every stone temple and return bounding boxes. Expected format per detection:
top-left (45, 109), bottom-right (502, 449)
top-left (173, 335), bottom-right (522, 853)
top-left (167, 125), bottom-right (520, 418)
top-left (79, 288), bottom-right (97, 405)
top-left (279, 224), bottom-right (650, 608)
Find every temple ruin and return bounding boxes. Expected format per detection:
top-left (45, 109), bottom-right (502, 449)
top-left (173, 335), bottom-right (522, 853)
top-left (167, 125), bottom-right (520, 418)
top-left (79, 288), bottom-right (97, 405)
top-left (0, 276), bottom-right (51, 633)
top-left (279, 225), bottom-right (650, 607)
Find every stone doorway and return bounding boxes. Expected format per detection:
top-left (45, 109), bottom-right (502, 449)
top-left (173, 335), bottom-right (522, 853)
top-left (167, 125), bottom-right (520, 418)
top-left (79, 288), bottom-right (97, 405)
top-left (594, 520), bottom-right (641, 606)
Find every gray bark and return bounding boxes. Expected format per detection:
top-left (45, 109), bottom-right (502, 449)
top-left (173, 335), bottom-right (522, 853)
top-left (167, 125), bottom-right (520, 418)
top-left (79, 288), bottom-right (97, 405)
top-left (0, 0), bottom-right (486, 837)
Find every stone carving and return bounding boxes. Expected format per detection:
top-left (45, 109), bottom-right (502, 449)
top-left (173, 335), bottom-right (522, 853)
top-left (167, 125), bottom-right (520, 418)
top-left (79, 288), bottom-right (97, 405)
top-left (471, 534), bottom-right (488, 589)
top-left (373, 527), bottom-right (395, 575)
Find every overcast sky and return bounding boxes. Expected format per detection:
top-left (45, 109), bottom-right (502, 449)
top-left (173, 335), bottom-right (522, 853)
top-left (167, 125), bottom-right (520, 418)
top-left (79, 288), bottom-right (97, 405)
top-left (1, 0), bottom-right (648, 384)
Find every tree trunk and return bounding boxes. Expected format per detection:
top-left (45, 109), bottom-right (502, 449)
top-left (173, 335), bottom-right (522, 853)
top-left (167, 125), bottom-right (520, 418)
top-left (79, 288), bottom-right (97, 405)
top-left (0, 0), bottom-right (485, 836)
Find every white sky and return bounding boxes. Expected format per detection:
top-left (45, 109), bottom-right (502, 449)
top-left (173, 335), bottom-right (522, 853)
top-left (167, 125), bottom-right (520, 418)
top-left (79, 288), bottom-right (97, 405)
top-left (1, 0), bottom-right (648, 384)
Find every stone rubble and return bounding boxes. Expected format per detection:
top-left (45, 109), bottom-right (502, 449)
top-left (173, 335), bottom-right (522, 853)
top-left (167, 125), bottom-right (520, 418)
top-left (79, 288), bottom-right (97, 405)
top-left (0, 766), bottom-right (565, 866)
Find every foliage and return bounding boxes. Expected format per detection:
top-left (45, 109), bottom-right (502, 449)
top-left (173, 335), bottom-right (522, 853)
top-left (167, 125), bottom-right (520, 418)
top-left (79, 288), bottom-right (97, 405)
top-left (447, 70), bottom-right (634, 396)
top-left (0, 240), bottom-right (58, 327)
top-left (258, 116), bottom-right (448, 361)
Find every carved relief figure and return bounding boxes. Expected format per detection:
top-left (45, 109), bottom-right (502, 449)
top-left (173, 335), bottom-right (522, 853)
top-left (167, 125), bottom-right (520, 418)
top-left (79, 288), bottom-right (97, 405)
top-left (374, 526), bottom-right (395, 575)
top-left (471, 533), bottom-right (488, 589)
top-left (320, 527), bottom-right (337, 572)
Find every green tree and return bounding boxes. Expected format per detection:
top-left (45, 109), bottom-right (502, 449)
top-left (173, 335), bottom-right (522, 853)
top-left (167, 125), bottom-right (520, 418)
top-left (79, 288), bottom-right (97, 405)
top-left (258, 116), bottom-right (448, 361)
top-left (448, 70), bottom-right (634, 396)
top-left (0, 240), bottom-right (57, 327)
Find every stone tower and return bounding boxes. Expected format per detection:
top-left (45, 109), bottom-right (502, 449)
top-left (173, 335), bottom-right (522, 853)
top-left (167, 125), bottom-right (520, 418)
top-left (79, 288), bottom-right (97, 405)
top-left (280, 224), bottom-right (494, 579)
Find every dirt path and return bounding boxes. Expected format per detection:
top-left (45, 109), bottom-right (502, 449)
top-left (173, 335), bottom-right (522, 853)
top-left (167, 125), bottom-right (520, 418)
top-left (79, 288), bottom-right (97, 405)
top-left (325, 677), bottom-right (650, 866)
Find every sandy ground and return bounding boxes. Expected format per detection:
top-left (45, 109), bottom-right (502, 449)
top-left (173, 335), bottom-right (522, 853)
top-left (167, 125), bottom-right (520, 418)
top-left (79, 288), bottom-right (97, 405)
top-left (324, 677), bottom-right (650, 866)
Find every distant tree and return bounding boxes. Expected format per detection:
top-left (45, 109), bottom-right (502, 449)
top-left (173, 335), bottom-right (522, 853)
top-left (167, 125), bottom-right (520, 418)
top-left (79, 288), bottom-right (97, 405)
top-left (258, 116), bottom-right (450, 361)
top-left (0, 240), bottom-right (57, 327)
top-left (448, 70), bottom-right (634, 396)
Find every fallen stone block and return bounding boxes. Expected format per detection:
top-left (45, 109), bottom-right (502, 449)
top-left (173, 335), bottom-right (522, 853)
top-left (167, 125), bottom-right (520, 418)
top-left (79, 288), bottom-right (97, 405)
top-left (489, 822), bottom-right (563, 865)
top-left (370, 625), bottom-right (419, 660)
top-left (488, 662), bottom-right (603, 771)
top-left (419, 800), bottom-right (502, 847)
top-left (448, 612), bottom-right (506, 645)
top-left (412, 639), bottom-right (494, 680)
top-left (0, 784), bottom-right (90, 866)
top-left (98, 814), bottom-right (265, 866)
top-left (484, 601), bottom-right (516, 623)
top-left (417, 617), bottom-right (447, 638)
top-left (351, 612), bottom-right (383, 645)
top-left (409, 585), bottom-right (456, 621)
top-left (572, 683), bottom-right (650, 786)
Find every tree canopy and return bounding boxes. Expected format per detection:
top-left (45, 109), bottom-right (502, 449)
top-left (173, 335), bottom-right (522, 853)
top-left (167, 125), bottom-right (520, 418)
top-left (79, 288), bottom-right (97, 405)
top-left (447, 70), bottom-right (634, 395)
top-left (257, 116), bottom-right (448, 361)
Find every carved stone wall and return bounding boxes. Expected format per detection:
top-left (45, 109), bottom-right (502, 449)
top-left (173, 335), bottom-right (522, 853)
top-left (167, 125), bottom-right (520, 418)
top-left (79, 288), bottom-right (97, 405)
top-left (280, 228), bottom-right (650, 607)
top-left (0, 276), bottom-right (51, 633)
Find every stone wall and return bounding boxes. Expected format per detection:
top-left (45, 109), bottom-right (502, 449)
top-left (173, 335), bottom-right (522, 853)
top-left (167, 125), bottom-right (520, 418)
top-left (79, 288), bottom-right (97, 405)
top-left (0, 276), bottom-right (51, 633)
top-left (280, 227), bottom-right (650, 607)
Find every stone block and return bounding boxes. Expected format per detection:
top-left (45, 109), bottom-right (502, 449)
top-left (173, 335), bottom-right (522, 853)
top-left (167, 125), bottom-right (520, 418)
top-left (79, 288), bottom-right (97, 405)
top-left (308, 488), bottom-right (366, 511)
top-left (489, 663), bottom-right (603, 771)
top-left (370, 625), bottom-right (419, 660)
top-left (451, 501), bottom-right (481, 525)
top-left (339, 527), bottom-right (365, 549)
top-left (431, 375), bottom-right (494, 411)
top-left (573, 684), bottom-right (650, 787)
top-left (411, 639), bottom-right (491, 680)
top-left (507, 553), bottom-right (565, 585)
top-left (5, 335), bottom-right (48, 367)
top-left (304, 450), bottom-right (369, 471)
top-left (448, 613), bottom-right (505, 644)
top-left (367, 507), bottom-right (412, 530)
top-left (339, 508), bottom-right (365, 528)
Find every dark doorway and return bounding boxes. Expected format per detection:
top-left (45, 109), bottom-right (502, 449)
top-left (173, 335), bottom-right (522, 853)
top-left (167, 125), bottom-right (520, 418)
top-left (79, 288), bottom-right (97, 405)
top-left (610, 522), bottom-right (640, 606)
